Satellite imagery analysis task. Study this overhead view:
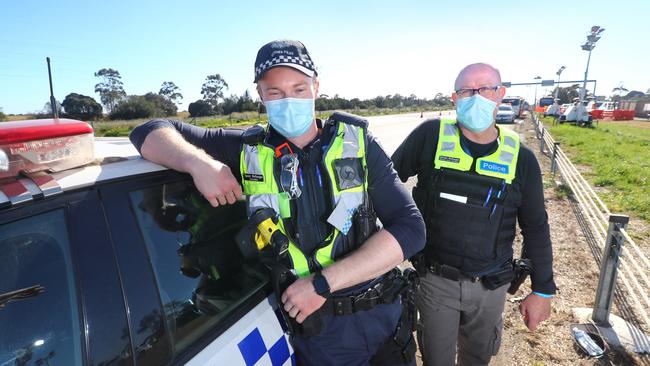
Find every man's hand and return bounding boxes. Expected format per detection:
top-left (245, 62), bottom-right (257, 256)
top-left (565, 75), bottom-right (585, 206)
top-left (189, 157), bottom-right (243, 207)
top-left (281, 275), bottom-right (327, 324)
top-left (519, 293), bottom-right (552, 331)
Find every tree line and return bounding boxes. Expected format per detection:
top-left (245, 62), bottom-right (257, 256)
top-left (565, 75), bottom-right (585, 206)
top-left (18, 67), bottom-right (454, 121)
top-left (4, 71), bottom-right (650, 123)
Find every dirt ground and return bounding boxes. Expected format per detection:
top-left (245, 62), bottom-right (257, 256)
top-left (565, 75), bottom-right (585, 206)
top-left (410, 117), bottom-right (649, 366)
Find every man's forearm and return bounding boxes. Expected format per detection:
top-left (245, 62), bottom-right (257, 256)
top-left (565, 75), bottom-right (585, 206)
top-left (140, 127), bottom-right (214, 175)
top-left (321, 229), bottom-right (404, 292)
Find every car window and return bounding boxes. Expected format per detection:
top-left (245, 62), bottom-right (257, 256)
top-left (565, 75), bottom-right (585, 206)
top-left (0, 209), bottom-right (83, 366)
top-left (129, 181), bottom-right (267, 357)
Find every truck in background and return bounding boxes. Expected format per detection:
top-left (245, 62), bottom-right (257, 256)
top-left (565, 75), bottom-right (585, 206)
top-left (501, 96), bottom-right (526, 118)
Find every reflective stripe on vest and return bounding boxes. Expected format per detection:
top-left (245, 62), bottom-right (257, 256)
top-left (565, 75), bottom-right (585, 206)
top-left (434, 119), bottom-right (519, 183)
top-left (240, 122), bottom-right (367, 277)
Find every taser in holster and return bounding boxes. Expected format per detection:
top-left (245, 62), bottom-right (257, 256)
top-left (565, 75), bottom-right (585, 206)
top-left (235, 208), bottom-right (324, 337)
top-left (236, 208), bottom-right (289, 263)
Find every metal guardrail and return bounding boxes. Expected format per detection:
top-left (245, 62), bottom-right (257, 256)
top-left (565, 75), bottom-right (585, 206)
top-left (530, 113), bottom-right (650, 331)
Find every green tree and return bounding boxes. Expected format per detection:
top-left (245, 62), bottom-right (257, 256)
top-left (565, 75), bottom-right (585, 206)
top-left (159, 81), bottom-right (183, 105)
top-left (551, 84), bottom-right (581, 104)
top-left (240, 90), bottom-right (257, 112)
top-left (61, 93), bottom-right (103, 120)
top-left (316, 94), bottom-right (332, 111)
top-left (188, 100), bottom-right (213, 117)
top-left (94, 68), bottom-right (126, 114)
top-left (612, 83), bottom-right (629, 101)
top-left (0, 107), bottom-right (6, 121)
top-left (200, 74), bottom-right (228, 111)
top-left (221, 94), bottom-right (239, 115)
top-left (373, 96), bottom-right (386, 108)
top-left (144, 92), bottom-right (177, 116)
top-left (433, 93), bottom-right (452, 107)
top-left (110, 96), bottom-right (157, 120)
top-left (109, 93), bottom-right (176, 120)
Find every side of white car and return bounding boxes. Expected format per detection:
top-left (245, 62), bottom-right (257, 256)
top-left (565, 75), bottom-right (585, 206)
top-left (1, 119), bottom-right (292, 366)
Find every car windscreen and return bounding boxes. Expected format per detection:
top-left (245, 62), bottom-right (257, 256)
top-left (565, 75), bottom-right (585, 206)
top-left (502, 99), bottom-right (520, 105)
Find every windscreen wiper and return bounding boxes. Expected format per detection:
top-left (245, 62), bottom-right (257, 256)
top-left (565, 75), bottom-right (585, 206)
top-left (0, 285), bottom-right (45, 309)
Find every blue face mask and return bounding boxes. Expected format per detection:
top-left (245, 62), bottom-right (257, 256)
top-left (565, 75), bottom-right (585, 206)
top-left (456, 94), bottom-right (497, 132)
top-left (264, 97), bottom-right (315, 138)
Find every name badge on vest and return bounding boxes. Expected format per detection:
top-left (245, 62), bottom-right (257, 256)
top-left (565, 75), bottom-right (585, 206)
top-left (439, 155), bottom-right (460, 164)
top-left (243, 173), bottom-right (264, 182)
top-left (333, 158), bottom-right (364, 190)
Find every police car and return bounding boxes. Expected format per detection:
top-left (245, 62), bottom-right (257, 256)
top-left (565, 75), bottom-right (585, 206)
top-left (0, 118), bottom-right (294, 366)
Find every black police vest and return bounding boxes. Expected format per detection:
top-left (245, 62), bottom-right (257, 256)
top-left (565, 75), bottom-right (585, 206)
top-left (413, 146), bottom-right (523, 275)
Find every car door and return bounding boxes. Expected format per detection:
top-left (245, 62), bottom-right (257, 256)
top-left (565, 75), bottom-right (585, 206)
top-left (0, 189), bottom-right (133, 366)
top-left (100, 171), bottom-right (291, 365)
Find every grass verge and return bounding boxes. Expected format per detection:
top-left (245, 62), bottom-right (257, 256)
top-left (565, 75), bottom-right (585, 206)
top-left (540, 116), bottom-right (650, 222)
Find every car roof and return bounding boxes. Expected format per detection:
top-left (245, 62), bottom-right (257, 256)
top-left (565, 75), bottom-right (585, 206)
top-left (1, 136), bottom-right (168, 207)
top-left (54, 137), bottom-right (168, 191)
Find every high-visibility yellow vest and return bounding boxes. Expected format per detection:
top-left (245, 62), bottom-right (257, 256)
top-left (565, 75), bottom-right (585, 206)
top-left (240, 118), bottom-right (368, 277)
top-left (434, 120), bottom-right (519, 183)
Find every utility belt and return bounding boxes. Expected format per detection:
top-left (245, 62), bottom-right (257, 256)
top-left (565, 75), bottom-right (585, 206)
top-left (322, 267), bottom-right (413, 316)
top-left (427, 262), bottom-right (482, 283)
top-left (412, 253), bottom-right (516, 291)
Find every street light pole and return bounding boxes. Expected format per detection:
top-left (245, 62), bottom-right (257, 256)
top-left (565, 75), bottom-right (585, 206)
top-left (580, 26), bottom-right (605, 104)
top-left (533, 76), bottom-right (542, 109)
top-left (554, 66), bottom-right (566, 101)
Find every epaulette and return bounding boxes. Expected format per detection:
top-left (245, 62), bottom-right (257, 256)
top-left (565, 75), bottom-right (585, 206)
top-left (241, 124), bottom-right (267, 145)
top-left (327, 111), bottom-right (368, 129)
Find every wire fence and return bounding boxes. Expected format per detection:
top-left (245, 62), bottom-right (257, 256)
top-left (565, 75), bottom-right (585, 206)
top-left (530, 113), bottom-right (650, 332)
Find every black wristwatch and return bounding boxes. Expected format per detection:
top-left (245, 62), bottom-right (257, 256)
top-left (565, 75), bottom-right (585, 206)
top-left (312, 272), bottom-right (331, 298)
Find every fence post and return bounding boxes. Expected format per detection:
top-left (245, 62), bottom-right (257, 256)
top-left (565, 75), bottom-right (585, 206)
top-left (592, 214), bottom-right (630, 326)
top-left (551, 142), bottom-right (560, 175)
top-left (539, 127), bottom-right (545, 153)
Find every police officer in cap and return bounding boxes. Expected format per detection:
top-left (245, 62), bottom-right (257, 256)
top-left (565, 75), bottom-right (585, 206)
top-left (130, 40), bottom-right (425, 365)
top-left (392, 63), bottom-right (557, 366)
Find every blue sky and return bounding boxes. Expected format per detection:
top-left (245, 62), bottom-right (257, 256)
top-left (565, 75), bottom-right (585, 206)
top-left (1, 0), bottom-right (649, 114)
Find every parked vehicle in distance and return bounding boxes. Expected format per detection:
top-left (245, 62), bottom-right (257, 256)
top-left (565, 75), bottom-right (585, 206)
top-left (538, 96), bottom-right (555, 109)
top-left (501, 96), bottom-right (525, 118)
top-left (560, 103), bottom-right (572, 114)
top-left (496, 104), bottom-right (515, 123)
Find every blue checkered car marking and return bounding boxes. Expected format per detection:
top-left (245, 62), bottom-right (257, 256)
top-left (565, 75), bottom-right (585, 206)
top-left (238, 327), bottom-right (295, 366)
top-left (238, 328), bottom-right (267, 366)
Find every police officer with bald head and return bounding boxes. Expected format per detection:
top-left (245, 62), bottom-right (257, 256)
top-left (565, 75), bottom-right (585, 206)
top-left (392, 63), bottom-right (557, 366)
